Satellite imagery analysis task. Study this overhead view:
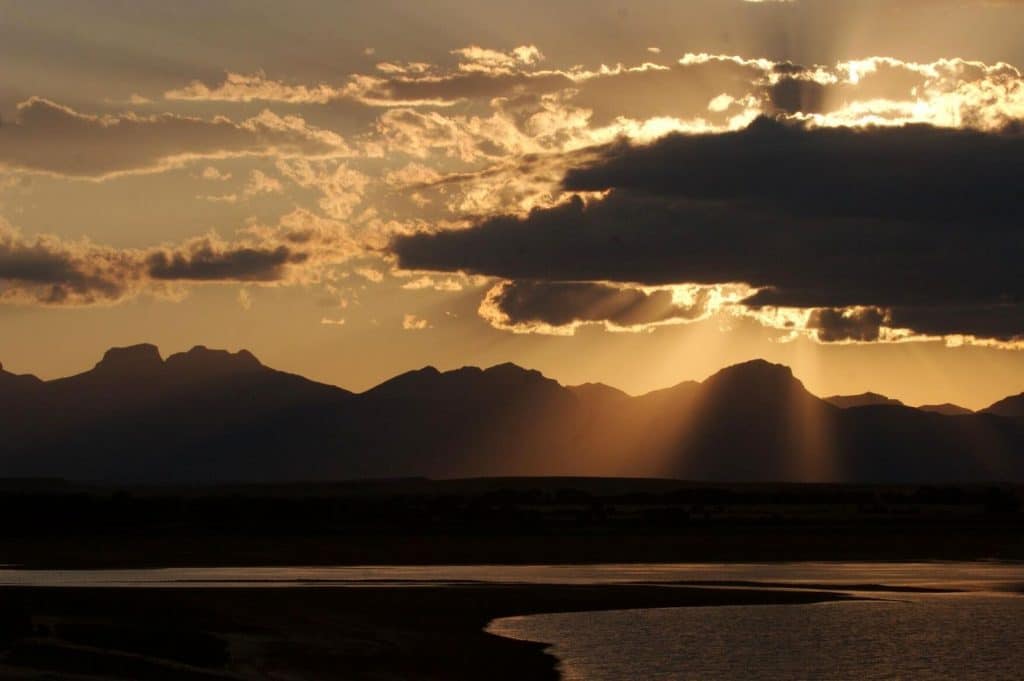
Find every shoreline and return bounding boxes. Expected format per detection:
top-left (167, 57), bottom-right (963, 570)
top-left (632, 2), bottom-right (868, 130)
top-left (0, 584), bottom-right (856, 680)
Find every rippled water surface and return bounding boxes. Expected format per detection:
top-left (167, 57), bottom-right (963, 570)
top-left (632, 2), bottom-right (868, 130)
top-left (0, 561), bottom-right (1020, 589)
top-left (486, 563), bottom-right (1024, 681)
top-left (490, 596), bottom-right (1024, 680)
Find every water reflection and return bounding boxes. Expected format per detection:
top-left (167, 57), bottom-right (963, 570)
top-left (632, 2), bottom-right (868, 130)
top-left (0, 561), bottom-right (1020, 590)
top-left (489, 596), bottom-right (1024, 681)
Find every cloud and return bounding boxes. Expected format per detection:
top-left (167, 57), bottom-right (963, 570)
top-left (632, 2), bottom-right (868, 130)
top-left (562, 117), bottom-right (1024, 223)
top-left (164, 46), bottom-right (547, 107)
top-left (0, 98), bottom-right (348, 179)
top-left (0, 222), bottom-right (142, 305)
top-left (887, 304), bottom-right (1024, 343)
top-left (417, 151), bottom-right (596, 217)
top-left (243, 169), bottom-right (283, 196)
top-left (354, 267), bottom-right (384, 283)
top-left (198, 169), bottom-right (283, 204)
top-left (400, 275), bottom-right (464, 291)
top-left (154, 47), bottom-right (1024, 170)
top-left (199, 166), bottom-right (232, 181)
top-left (198, 193), bottom-right (239, 203)
top-left (384, 162), bottom-right (443, 187)
top-left (275, 159), bottom-right (369, 219)
top-left (479, 280), bottom-right (738, 334)
top-left (806, 307), bottom-right (888, 343)
top-left (773, 57), bottom-right (1024, 130)
top-left (165, 72), bottom-right (338, 104)
top-left (402, 313), bottom-right (430, 330)
top-left (0, 207), bottom-right (359, 306)
top-left (146, 239), bottom-right (307, 282)
top-left (163, 52), bottom-right (1024, 137)
top-left (151, 52), bottom-right (1024, 226)
top-left (450, 44), bottom-right (545, 72)
top-left (159, 51), bottom-right (1022, 225)
top-left (391, 118), bottom-right (1024, 343)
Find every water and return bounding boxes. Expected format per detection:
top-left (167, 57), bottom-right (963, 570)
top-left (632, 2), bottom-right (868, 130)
top-left (0, 561), bottom-right (1020, 590)
top-left (3, 562), bottom-right (1021, 678)
top-left (485, 565), bottom-right (1024, 681)
top-left (490, 596), bottom-right (1024, 680)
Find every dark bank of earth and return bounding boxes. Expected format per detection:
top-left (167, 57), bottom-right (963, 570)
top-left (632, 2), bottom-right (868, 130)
top-left (3, 477), bottom-right (1022, 569)
top-left (0, 585), bottom-right (852, 681)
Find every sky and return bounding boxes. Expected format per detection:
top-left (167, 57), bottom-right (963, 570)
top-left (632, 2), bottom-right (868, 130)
top-left (3, 0), bottom-right (1024, 409)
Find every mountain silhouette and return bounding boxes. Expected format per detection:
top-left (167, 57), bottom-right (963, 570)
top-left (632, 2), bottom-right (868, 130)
top-left (0, 362), bottom-right (43, 393)
top-left (1, 345), bottom-right (1023, 483)
top-left (984, 393), bottom-right (1024, 424)
top-left (825, 392), bottom-right (904, 409)
top-left (568, 382), bottom-right (631, 406)
top-left (919, 403), bottom-right (974, 416)
top-left (2, 344), bottom-right (351, 481)
top-left (645, 360), bottom-right (836, 481)
top-left (0, 362), bottom-right (45, 416)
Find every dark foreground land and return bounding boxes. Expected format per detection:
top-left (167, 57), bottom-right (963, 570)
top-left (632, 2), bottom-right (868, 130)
top-left (0, 585), bottom-right (854, 680)
top-left (1, 477), bottom-right (1022, 567)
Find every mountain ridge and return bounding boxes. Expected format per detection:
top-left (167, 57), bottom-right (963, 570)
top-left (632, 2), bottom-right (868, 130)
top-left (2, 344), bottom-right (1023, 483)
top-left (6, 344), bottom-right (1016, 413)
top-left (825, 392), bottom-right (904, 409)
top-left (984, 392), bottom-right (1024, 422)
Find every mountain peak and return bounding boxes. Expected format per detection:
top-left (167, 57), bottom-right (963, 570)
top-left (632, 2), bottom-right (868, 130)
top-left (699, 359), bottom-right (815, 409)
top-left (94, 344), bottom-right (164, 374)
top-left (484, 362), bottom-right (543, 379)
top-left (0, 361), bottom-right (43, 391)
top-left (570, 382), bottom-right (630, 402)
top-left (366, 362), bottom-right (562, 400)
top-left (364, 366), bottom-right (442, 397)
top-left (826, 392), bottom-right (904, 409)
top-left (918, 403), bottom-right (973, 416)
top-left (706, 359), bottom-right (794, 384)
top-left (983, 392), bottom-right (1024, 423)
top-left (483, 363), bottom-right (562, 391)
top-left (164, 345), bottom-right (264, 376)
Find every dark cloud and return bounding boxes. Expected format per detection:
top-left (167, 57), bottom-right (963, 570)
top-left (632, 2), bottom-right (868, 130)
top-left (562, 117), bottom-right (1024, 222)
top-left (0, 226), bottom-right (317, 306)
top-left (394, 189), bottom-right (1019, 310)
top-left (768, 77), bottom-right (828, 114)
top-left (807, 307), bottom-right (887, 342)
top-left (392, 118), bottom-right (1024, 341)
top-left (0, 228), bottom-right (139, 304)
top-left (483, 279), bottom-right (710, 329)
top-left (147, 241), bottom-right (308, 282)
top-left (888, 304), bottom-right (1024, 342)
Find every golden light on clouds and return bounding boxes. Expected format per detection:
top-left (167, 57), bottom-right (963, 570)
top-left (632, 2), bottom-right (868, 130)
top-left (4, 0), bottom-right (1024, 409)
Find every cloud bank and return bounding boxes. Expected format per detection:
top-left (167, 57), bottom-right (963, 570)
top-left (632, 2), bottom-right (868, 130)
top-left (393, 118), bottom-right (1024, 343)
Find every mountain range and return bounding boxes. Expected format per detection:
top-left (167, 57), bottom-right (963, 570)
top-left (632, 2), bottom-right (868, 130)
top-left (823, 392), bottom-right (974, 415)
top-left (2, 344), bottom-right (1023, 483)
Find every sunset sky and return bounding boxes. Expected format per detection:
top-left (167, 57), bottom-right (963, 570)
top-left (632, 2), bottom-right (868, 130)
top-left (3, 0), bottom-right (1024, 409)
